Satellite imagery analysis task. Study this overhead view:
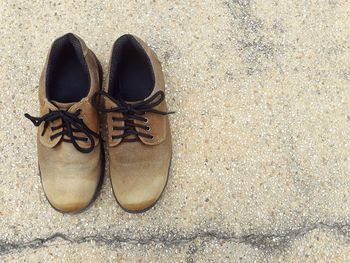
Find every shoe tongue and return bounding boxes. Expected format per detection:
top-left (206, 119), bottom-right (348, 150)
top-left (51, 100), bottom-right (76, 110)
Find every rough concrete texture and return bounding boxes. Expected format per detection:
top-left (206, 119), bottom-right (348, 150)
top-left (1, 0), bottom-right (350, 262)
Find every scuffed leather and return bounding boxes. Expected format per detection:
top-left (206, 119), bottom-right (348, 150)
top-left (38, 141), bottom-right (102, 212)
top-left (36, 33), bottom-right (102, 212)
top-left (106, 35), bottom-right (172, 211)
top-left (109, 121), bottom-right (172, 211)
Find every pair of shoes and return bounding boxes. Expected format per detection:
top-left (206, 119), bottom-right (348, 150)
top-left (25, 33), bottom-right (173, 213)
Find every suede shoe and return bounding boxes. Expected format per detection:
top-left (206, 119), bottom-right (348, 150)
top-left (25, 33), bottom-right (104, 213)
top-left (93, 34), bottom-right (172, 212)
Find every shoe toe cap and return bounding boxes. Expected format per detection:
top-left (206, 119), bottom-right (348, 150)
top-left (42, 176), bottom-right (97, 212)
top-left (111, 167), bottom-right (169, 212)
top-left (38, 144), bottom-right (103, 213)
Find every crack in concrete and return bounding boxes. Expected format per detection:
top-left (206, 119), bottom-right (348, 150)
top-left (1, 222), bottom-right (350, 256)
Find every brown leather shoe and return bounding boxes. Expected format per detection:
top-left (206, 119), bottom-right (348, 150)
top-left (93, 34), bottom-right (173, 213)
top-left (25, 33), bottom-right (104, 213)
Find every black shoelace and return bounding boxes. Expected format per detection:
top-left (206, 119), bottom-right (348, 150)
top-left (24, 108), bottom-right (100, 153)
top-left (92, 90), bottom-right (173, 142)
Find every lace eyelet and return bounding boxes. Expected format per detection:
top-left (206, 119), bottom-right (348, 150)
top-left (146, 126), bottom-right (151, 131)
top-left (144, 118), bottom-right (149, 124)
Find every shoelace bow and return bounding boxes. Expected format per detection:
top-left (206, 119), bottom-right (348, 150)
top-left (92, 90), bottom-right (173, 142)
top-left (24, 108), bottom-right (100, 153)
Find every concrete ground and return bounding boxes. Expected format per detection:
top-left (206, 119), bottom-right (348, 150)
top-left (1, 0), bottom-right (350, 262)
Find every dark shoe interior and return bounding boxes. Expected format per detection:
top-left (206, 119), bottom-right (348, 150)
top-left (46, 33), bottom-right (90, 103)
top-left (109, 35), bottom-right (155, 101)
